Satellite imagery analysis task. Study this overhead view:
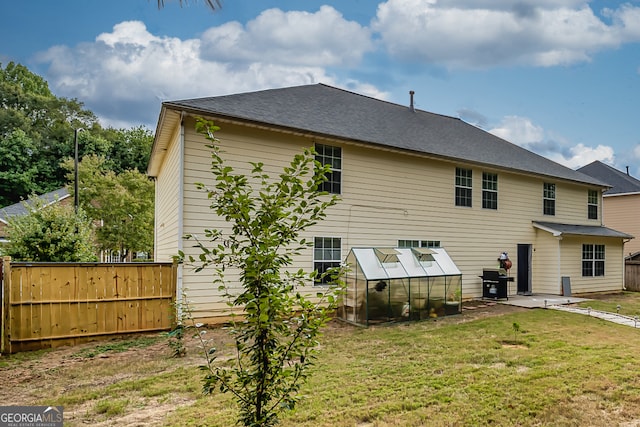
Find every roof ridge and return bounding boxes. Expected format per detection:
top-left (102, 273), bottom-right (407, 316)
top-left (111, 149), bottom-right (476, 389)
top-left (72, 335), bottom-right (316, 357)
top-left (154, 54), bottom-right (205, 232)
top-left (316, 83), bottom-right (461, 121)
top-left (598, 161), bottom-right (640, 187)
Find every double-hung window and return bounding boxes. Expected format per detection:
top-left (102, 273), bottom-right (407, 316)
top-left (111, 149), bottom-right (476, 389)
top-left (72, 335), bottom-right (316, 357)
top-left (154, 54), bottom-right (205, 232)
top-left (313, 237), bottom-right (341, 285)
top-left (582, 244), bottom-right (605, 276)
top-left (482, 173), bottom-right (498, 210)
top-left (315, 144), bottom-right (342, 194)
top-left (543, 183), bottom-right (556, 216)
top-left (588, 190), bottom-right (599, 220)
top-left (455, 168), bottom-right (472, 207)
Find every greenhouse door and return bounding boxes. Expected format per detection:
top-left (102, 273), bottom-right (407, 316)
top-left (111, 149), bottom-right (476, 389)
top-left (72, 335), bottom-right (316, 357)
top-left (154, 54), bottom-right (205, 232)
top-left (517, 244), bottom-right (532, 295)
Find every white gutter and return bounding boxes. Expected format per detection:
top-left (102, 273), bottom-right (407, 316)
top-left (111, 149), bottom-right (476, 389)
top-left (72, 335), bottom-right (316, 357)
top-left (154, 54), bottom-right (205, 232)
top-left (532, 222), bottom-right (563, 237)
top-left (557, 235), bottom-right (563, 293)
top-left (604, 191), bottom-right (640, 197)
top-left (623, 238), bottom-right (633, 290)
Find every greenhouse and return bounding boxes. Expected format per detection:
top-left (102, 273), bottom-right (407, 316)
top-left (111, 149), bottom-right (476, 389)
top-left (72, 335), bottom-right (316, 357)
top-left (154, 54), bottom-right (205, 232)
top-left (340, 247), bottom-right (462, 326)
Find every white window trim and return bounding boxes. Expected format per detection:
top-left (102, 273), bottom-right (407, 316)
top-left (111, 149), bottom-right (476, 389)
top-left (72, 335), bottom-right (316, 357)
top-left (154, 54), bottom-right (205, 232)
top-left (313, 236), bottom-right (342, 286)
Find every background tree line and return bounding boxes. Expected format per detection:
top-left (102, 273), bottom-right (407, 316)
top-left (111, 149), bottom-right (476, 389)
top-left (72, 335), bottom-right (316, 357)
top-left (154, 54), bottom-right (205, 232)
top-left (0, 62), bottom-right (154, 261)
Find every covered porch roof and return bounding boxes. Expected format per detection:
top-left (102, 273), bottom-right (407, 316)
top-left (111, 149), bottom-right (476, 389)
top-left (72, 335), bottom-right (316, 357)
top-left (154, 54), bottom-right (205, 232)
top-left (533, 221), bottom-right (634, 239)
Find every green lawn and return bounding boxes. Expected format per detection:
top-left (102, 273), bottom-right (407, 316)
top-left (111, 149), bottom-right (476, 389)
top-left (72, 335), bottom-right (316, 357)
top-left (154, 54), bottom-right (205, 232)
top-left (167, 294), bottom-right (640, 426)
top-left (5, 292), bottom-right (640, 426)
top-left (576, 291), bottom-right (640, 317)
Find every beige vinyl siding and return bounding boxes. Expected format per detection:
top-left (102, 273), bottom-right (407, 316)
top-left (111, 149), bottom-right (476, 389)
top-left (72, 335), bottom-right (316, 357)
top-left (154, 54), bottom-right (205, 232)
top-left (603, 194), bottom-right (640, 256)
top-left (556, 183), bottom-right (603, 224)
top-left (180, 120), bottom-right (314, 318)
top-left (532, 229), bottom-right (562, 294)
top-left (169, 117), bottom-right (624, 319)
top-left (531, 233), bottom-right (623, 295)
top-left (154, 123), bottom-right (182, 262)
top-left (559, 236), bottom-right (624, 294)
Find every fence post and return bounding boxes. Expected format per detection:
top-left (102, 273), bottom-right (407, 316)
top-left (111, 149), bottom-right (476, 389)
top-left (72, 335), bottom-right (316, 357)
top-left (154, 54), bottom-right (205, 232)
top-left (2, 256), bottom-right (11, 354)
top-left (171, 260), bottom-right (179, 328)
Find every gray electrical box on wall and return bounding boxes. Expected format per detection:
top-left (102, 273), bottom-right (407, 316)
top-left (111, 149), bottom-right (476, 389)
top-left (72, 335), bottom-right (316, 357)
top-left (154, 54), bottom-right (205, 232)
top-left (561, 276), bottom-right (572, 296)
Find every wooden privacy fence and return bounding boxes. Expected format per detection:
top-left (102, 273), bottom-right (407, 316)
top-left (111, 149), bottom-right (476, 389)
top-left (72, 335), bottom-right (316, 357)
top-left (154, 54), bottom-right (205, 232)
top-left (626, 260), bottom-right (640, 292)
top-left (1, 257), bottom-right (177, 353)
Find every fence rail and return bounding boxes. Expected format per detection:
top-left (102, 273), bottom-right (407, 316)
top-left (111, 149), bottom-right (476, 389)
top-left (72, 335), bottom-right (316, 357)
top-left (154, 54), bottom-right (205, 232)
top-left (626, 260), bottom-right (640, 292)
top-left (2, 257), bottom-right (176, 353)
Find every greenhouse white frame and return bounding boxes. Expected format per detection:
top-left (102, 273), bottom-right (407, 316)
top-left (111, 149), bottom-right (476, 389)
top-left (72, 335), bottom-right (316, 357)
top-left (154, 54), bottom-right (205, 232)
top-left (340, 247), bottom-right (463, 326)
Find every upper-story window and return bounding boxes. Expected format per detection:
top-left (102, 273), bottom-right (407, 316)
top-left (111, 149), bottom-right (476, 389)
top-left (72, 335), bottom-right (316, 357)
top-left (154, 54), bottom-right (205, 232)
top-left (455, 167), bottom-right (472, 207)
top-left (588, 190), bottom-right (599, 220)
top-left (543, 183), bottom-right (556, 216)
top-left (315, 144), bottom-right (342, 194)
top-left (482, 173), bottom-right (498, 210)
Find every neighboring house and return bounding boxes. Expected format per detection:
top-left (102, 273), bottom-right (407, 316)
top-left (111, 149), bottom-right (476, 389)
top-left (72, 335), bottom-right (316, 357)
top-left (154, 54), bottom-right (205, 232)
top-left (577, 160), bottom-right (640, 257)
top-left (147, 84), bottom-right (632, 321)
top-left (0, 188), bottom-right (71, 244)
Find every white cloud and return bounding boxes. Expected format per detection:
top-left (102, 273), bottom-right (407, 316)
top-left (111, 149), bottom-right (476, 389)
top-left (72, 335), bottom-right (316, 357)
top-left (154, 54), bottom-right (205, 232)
top-left (201, 6), bottom-right (373, 67)
top-left (372, 0), bottom-right (639, 68)
top-left (545, 143), bottom-right (615, 169)
top-left (341, 81), bottom-right (389, 100)
top-left (35, 9), bottom-right (373, 129)
top-left (629, 146), bottom-right (640, 177)
top-left (489, 116), bottom-right (544, 144)
top-left (604, 4), bottom-right (640, 40)
top-left (488, 115), bottom-right (614, 168)
top-left (96, 21), bottom-right (158, 47)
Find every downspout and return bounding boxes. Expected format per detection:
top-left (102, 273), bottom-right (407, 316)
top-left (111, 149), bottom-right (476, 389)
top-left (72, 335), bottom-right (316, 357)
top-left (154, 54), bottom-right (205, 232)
top-left (557, 235), bottom-right (563, 294)
top-left (177, 112), bottom-right (186, 318)
top-left (623, 238), bottom-right (632, 290)
top-left (153, 177), bottom-right (158, 261)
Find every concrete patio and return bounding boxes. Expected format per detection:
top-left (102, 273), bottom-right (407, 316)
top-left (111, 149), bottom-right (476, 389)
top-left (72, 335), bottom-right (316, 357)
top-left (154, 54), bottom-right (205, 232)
top-left (488, 293), bottom-right (640, 328)
top-left (491, 294), bottom-right (591, 309)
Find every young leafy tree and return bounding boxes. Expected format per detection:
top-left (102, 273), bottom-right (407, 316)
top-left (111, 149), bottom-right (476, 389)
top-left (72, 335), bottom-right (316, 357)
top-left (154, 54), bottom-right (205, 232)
top-left (2, 197), bottom-right (96, 262)
top-left (63, 154), bottom-right (154, 260)
top-left (0, 129), bottom-right (41, 206)
top-left (100, 126), bottom-right (154, 174)
top-left (179, 119), bottom-right (343, 426)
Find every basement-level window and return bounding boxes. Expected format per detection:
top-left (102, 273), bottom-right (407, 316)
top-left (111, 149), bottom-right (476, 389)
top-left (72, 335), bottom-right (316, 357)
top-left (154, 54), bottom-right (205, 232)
top-left (482, 172), bottom-right (498, 210)
top-left (314, 237), bottom-right (341, 285)
top-left (588, 190), bottom-right (599, 220)
top-left (455, 167), bottom-right (472, 207)
top-left (582, 244), bottom-right (605, 277)
top-left (315, 143), bottom-right (342, 194)
top-left (543, 183), bottom-right (556, 216)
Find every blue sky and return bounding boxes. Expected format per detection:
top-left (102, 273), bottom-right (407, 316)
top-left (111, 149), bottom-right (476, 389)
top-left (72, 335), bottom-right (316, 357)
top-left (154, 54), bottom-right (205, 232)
top-left (2, 0), bottom-right (640, 175)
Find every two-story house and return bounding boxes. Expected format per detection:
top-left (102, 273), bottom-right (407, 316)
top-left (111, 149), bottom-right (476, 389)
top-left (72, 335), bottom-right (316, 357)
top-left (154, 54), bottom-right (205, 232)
top-left (147, 84), bottom-right (632, 321)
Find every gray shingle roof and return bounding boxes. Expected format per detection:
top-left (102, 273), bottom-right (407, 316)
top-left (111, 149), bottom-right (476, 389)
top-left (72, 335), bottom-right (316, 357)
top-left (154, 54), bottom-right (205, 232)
top-left (533, 221), bottom-right (634, 239)
top-left (0, 188), bottom-right (70, 224)
top-left (163, 83), bottom-right (607, 187)
top-left (577, 161), bottom-right (640, 196)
